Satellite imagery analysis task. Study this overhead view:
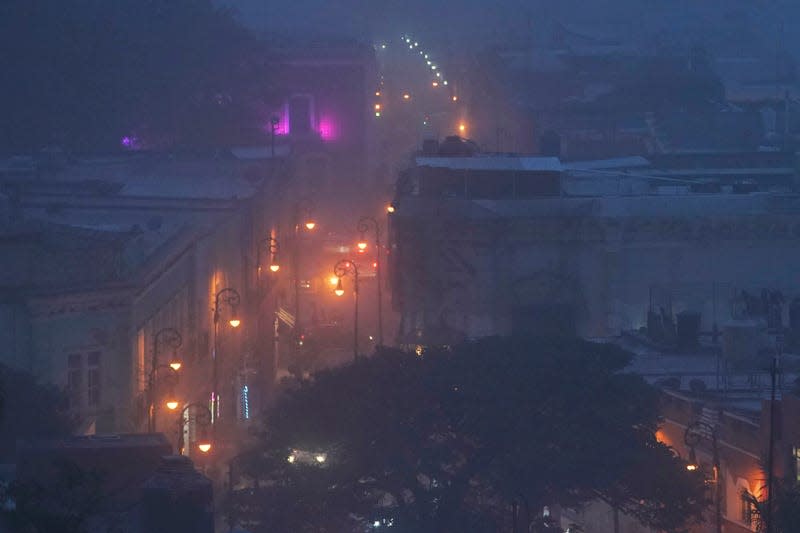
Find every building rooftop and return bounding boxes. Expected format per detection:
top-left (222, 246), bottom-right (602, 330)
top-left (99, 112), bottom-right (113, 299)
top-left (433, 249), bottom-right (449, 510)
top-left (415, 156), bottom-right (562, 172)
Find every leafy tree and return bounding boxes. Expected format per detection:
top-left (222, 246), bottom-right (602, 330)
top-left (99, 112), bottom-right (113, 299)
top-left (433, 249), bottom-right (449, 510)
top-left (235, 336), bottom-right (707, 532)
top-left (0, 0), bottom-right (265, 153)
top-left (0, 363), bottom-right (75, 462)
top-left (744, 475), bottom-right (800, 533)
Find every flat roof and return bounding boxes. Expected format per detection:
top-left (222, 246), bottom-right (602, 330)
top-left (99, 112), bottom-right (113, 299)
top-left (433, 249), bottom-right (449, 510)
top-left (415, 156), bottom-right (562, 172)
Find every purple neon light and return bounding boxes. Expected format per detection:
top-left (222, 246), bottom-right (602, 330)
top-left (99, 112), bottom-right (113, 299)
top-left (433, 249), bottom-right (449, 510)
top-left (317, 116), bottom-right (338, 141)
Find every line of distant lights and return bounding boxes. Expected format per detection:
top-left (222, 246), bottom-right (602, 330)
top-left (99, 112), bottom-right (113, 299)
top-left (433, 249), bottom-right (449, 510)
top-left (373, 34), bottom-right (459, 117)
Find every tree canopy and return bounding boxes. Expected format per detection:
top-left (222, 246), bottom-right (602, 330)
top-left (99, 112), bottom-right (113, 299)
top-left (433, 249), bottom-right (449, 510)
top-left (0, 363), bottom-right (75, 462)
top-left (0, 0), bottom-right (266, 153)
top-left (234, 336), bottom-right (708, 532)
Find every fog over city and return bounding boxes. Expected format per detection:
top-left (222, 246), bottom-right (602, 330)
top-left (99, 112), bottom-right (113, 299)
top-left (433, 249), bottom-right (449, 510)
top-left (2, 1), bottom-right (800, 532)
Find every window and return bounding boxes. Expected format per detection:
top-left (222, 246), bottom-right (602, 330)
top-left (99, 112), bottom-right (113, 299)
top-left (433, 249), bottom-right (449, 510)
top-left (794, 447), bottom-right (800, 483)
top-left (87, 351), bottom-right (101, 407)
top-left (741, 491), bottom-right (759, 528)
top-left (66, 351), bottom-right (102, 410)
top-left (67, 353), bottom-right (82, 410)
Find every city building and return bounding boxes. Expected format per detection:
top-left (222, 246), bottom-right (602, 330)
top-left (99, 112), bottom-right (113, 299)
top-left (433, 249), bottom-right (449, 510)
top-left (389, 148), bottom-right (800, 347)
top-left (0, 151), bottom-right (288, 444)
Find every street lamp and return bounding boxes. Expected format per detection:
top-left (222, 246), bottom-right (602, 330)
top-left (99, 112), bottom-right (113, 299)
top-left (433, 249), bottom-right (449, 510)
top-left (684, 420), bottom-right (721, 533)
top-left (147, 362), bottom-right (180, 433)
top-left (333, 259), bottom-right (360, 360)
top-left (177, 402), bottom-right (213, 456)
top-left (257, 237), bottom-right (280, 280)
top-left (212, 288), bottom-right (241, 424)
top-left (148, 328), bottom-right (182, 432)
top-left (357, 216), bottom-right (384, 346)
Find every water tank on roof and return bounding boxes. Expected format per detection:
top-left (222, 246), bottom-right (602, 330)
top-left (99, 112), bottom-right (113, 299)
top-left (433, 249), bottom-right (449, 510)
top-left (437, 136), bottom-right (478, 156)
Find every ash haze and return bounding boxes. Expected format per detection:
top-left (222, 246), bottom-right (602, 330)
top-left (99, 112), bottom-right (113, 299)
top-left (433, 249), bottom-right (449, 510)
top-left (224, 0), bottom-right (800, 51)
top-left (4, 0), bottom-right (800, 531)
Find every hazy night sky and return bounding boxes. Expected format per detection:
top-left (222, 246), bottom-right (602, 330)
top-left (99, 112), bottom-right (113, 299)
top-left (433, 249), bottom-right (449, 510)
top-left (221, 0), bottom-right (800, 58)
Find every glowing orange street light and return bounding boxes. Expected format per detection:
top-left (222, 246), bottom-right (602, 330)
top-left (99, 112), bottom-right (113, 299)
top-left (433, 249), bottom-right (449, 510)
top-left (375, 91), bottom-right (381, 96)
top-left (452, 95), bottom-right (458, 102)
top-left (329, 275), bottom-right (340, 287)
top-left (432, 81), bottom-right (439, 87)
top-left (387, 204), bottom-right (395, 213)
top-left (228, 317), bottom-right (241, 328)
top-left (305, 221), bottom-right (316, 230)
top-left (334, 278), bottom-right (345, 297)
top-left (269, 253), bottom-right (280, 272)
top-left (166, 399), bottom-right (179, 411)
top-left (403, 93), bottom-right (410, 100)
top-left (374, 103), bottom-right (381, 111)
top-left (169, 361), bottom-right (182, 371)
top-left (357, 240), bottom-right (368, 252)
top-left (197, 441), bottom-right (212, 453)
top-left (459, 123), bottom-right (466, 133)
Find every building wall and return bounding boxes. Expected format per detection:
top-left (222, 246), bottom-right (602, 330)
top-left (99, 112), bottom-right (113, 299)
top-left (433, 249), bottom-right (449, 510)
top-left (392, 208), bottom-right (800, 342)
top-left (28, 293), bottom-right (132, 433)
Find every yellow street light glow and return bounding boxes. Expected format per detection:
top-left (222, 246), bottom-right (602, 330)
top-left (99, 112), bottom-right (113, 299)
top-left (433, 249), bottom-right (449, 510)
top-left (166, 400), bottom-right (179, 410)
top-left (198, 442), bottom-right (212, 453)
top-left (459, 123), bottom-right (466, 133)
top-left (228, 318), bottom-right (241, 328)
top-left (287, 454), bottom-right (296, 463)
top-left (269, 262), bottom-right (280, 273)
top-left (387, 204), bottom-right (395, 213)
top-left (329, 275), bottom-right (340, 286)
top-left (374, 103), bottom-right (381, 110)
top-left (315, 454), bottom-right (327, 463)
top-left (452, 95), bottom-right (458, 102)
top-left (169, 361), bottom-right (182, 371)
top-left (432, 81), bottom-right (439, 87)
top-left (375, 91), bottom-right (381, 96)
top-left (686, 464), bottom-right (698, 471)
top-left (357, 241), bottom-right (368, 251)
top-left (403, 93), bottom-right (410, 100)
top-left (305, 221), bottom-right (316, 230)
top-left (334, 278), bottom-right (345, 297)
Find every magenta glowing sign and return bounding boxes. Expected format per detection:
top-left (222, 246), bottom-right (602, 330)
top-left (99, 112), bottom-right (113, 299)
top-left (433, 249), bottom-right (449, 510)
top-left (266, 105), bottom-right (290, 136)
top-left (317, 116), bottom-right (339, 141)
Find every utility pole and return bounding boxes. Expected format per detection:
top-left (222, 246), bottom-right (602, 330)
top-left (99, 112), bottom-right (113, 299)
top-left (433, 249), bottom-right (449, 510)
top-left (766, 333), bottom-right (782, 533)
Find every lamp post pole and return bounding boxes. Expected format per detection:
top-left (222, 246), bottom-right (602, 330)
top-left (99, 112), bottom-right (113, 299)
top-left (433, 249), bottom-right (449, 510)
top-left (148, 364), bottom-right (179, 433)
top-left (685, 421), bottom-right (722, 533)
top-left (766, 332), bottom-right (783, 533)
top-left (256, 237), bottom-right (280, 285)
top-left (334, 259), bottom-right (360, 360)
top-left (357, 216), bottom-right (383, 346)
top-left (148, 327), bottom-right (181, 433)
top-left (177, 402), bottom-right (213, 456)
top-left (212, 288), bottom-right (241, 427)
top-left (270, 115), bottom-right (279, 157)
top-left (292, 199), bottom-right (315, 348)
